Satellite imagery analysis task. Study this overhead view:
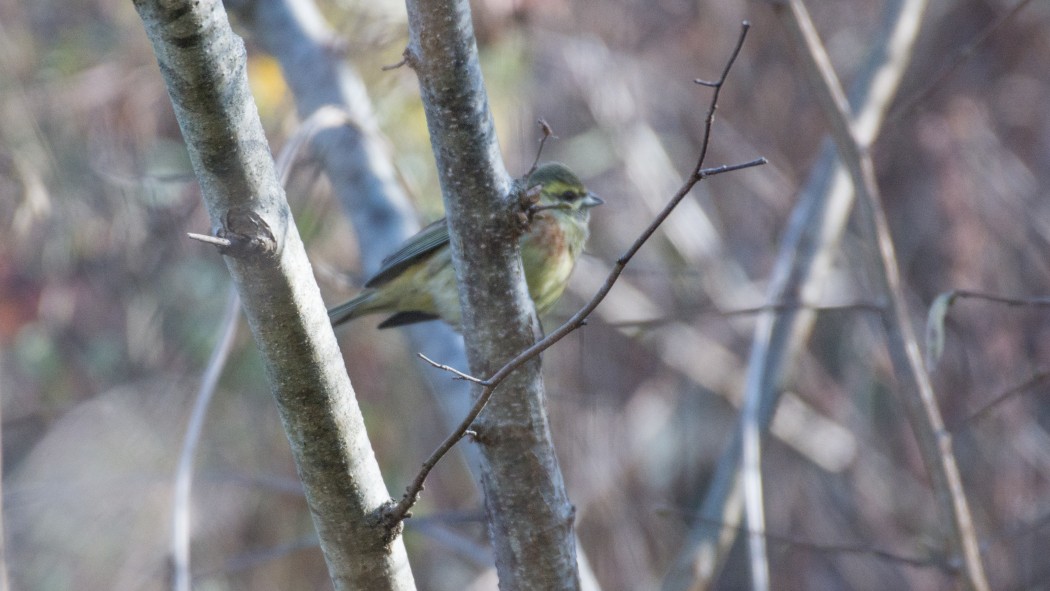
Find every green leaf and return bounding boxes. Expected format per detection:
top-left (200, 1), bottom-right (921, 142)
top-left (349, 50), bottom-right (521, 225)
top-left (925, 291), bottom-right (958, 370)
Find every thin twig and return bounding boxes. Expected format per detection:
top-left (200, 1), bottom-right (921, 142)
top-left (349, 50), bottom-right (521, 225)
top-left (528, 119), bottom-right (556, 176)
top-left (657, 508), bottom-right (948, 571)
top-left (381, 49), bottom-right (410, 71)
top-left (693, 22), bottom-right (751, 172)
top-left (605, 299), bottom-right (885, 330)
top-left (417, 353), bottom-right (490, 385)
top-left (699, 158), bottom-right (766, 178)
top-left (947, 289), bottom-right (1050, 309)
top-left (384, 21), bottom-right (760, 526)
top-left (953, 369), bottom-right (1050, 430)
top-left (187, 232), bottom-right (233, 248)
top-left (927, 289), bottom-right (1050, 367)
top-left (171, 288), bottom-right (241, 591)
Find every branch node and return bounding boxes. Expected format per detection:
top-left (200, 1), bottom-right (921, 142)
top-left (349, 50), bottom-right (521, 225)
top-left (207, 208), bottom-right (280, 260)
top-left (385, 48), bottom-right (419, 72)
top-left (376, 499), bottom-right (409, 539)
top-left (381, 49), bottom-right (410, 71)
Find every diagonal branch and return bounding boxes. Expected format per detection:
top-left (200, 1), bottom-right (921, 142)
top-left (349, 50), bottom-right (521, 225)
top-left (131, 2), bottom-right (415, 589)
top-left (385, 22), bottom-right (761, 525)
top-left (771, 1), bottom-right (989, 589)
top-left (664, 1), bottom-right (932, 588)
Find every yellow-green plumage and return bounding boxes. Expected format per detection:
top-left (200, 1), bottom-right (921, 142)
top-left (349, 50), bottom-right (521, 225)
top-left (328, 162), bottom-right (601, 330)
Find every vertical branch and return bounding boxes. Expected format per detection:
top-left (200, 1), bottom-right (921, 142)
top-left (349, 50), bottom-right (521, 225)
top-left (403, 1), bottom-right (580, 588)
top-left (740, 336), bottom-right (770, 591)
top-left (0, 355), bottom-right (8, 591)
top-left (771, 1), bottom-right (989, 590)
top-left (131, 1), bottom-right (415, 589)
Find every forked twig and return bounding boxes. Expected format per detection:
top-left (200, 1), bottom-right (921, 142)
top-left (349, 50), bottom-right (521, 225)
top-left (382, 21), bottom-right (762, 526)
top-left (527, 119), bottom-right (556, 176)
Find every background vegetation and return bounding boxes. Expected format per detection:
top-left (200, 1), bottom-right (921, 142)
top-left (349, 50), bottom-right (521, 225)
top-left (2, 0), bottom-right (1049, 589)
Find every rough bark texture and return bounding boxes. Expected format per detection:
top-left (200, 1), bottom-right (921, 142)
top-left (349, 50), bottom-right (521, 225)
top-left (227, 0), bottom-right (477, 426)
top-left (132, 1), bottom-right (415, 589)
top-left (403, 0), bottom-right (580, 589)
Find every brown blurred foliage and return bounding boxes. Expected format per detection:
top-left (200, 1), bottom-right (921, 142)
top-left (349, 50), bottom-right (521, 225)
top-left (2, 0), bottom-right (1050, 589)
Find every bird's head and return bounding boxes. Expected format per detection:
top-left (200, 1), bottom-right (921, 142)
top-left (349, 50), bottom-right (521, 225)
top-left (527, 162), bottom-right (603, 220)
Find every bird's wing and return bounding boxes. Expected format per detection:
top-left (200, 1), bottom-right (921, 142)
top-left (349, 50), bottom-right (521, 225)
top-left (377, 311), bottom-right (441, 328)
top-left (364, 218), bottom-right (450, 288)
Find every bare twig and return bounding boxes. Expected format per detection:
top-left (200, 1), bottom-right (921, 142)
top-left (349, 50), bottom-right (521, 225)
top-left (693, 22), bottom-right (751, 170)
top-left (604, 299), bottom-right (884, 329)
top-left (381, 50), bottom-right (410, 71)
top-left (384, 21), bottom-right (760, 526)
top-left (699, 159), bottom-right (766, 177)
top-left (171, 289), bottom-right (241, 591)
top-left (942, 289), bottom-right (1050, 309)
top-left (187, 232), bottom-right (233, 248)
top-left (657, 508), bottom-right (948, 571)
top-left (528, 119), bottom-right (556, 176)
top-left (772, 1), bottom-right (989, 589)
top-left (417, 353), bottom-right (490, 385)
top-left (953, 370), bottom-right (1050, 430)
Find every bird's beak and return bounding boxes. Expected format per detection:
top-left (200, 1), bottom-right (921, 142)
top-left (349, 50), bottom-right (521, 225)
top-left (581, 192), bottom-right (604, 209)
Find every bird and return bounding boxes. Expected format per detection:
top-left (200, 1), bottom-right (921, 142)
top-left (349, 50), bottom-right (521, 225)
top-left (328, 162), bottom-right (602, 330)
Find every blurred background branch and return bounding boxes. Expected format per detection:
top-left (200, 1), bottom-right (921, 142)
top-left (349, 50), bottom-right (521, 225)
top-left (771, 1), bottom-right (987, 588)
top-left (666, 0), bottom-right (929, 587)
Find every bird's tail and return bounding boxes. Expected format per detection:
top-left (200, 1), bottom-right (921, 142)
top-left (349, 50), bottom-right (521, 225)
top-left (328, 291), bottom-right (375, 327)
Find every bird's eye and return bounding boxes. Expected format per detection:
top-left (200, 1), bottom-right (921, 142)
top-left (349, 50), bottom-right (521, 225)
top-left (560, 190), bottom-right (580, 202)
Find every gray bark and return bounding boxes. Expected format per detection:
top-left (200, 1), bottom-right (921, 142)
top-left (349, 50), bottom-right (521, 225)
top-left (403, 0), bottom-right (580, 588)
top-left (131, 1), bottom-right (415, 589)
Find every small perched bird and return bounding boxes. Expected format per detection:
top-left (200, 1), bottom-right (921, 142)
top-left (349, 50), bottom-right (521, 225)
top-left (328, 162), bottom-right (602, 330)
